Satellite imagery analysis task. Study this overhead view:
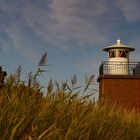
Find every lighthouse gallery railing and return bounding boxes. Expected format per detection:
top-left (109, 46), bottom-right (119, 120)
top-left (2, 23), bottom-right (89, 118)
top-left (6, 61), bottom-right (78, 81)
top-left (99, 61), bottom-right (140, 75)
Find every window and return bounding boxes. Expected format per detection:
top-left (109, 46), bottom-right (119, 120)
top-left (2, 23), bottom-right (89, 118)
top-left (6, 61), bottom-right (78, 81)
top-left (118, 50), bottom-right (128, 58)
top-left (109, 51), bottom-right (115, 58)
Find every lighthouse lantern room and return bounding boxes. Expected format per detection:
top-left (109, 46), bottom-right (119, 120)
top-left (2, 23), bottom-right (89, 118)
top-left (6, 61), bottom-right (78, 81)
top-left (103, 39), bottom-right (135, 75)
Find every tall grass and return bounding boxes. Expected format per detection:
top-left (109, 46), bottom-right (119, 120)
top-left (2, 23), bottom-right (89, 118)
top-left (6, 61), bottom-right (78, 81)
top-left (0, 69), bottom-right (140, 140)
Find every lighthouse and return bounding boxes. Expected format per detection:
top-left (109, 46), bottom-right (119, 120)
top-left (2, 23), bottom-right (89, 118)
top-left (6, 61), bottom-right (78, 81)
top-left (97, 39), bottom-right (140, 111)
top-left (103, 39), bottom-right (135, 75)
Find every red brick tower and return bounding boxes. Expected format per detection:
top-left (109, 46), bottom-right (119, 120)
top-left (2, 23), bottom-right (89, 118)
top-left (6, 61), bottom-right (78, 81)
top-left (97, 39), bottom-right (140, 111)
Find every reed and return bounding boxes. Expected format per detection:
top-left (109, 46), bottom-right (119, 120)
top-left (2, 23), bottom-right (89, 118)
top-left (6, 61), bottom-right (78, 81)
top-left (0, 68), bottom-right (140, 140)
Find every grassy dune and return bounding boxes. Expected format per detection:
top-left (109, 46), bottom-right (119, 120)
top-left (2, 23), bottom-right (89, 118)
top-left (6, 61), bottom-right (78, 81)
top-left (0, 70), bottom-right (140, 140)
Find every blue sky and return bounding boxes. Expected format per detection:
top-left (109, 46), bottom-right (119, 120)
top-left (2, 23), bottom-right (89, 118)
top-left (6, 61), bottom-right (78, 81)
top-left (0, 0), bottom-right (140, 90)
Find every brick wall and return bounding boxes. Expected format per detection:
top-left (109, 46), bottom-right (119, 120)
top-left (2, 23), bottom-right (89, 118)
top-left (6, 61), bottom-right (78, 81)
top-left (98, 75), bottom-right (140, 111)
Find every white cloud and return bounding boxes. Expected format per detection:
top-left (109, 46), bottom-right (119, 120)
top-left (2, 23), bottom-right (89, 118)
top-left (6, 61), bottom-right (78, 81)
top-left (1, 22), bottom-right (37, 62)
top-left (115, 0), bottom-right (140, 22)
top-left (21, 0), bottom-right (110, 49)
top-left (1, 0), bottom-right (140, 59)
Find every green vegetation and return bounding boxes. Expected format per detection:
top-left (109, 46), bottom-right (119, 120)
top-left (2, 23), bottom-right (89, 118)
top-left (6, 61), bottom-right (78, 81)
top-left (0, 67), bottom-right (140, 140)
